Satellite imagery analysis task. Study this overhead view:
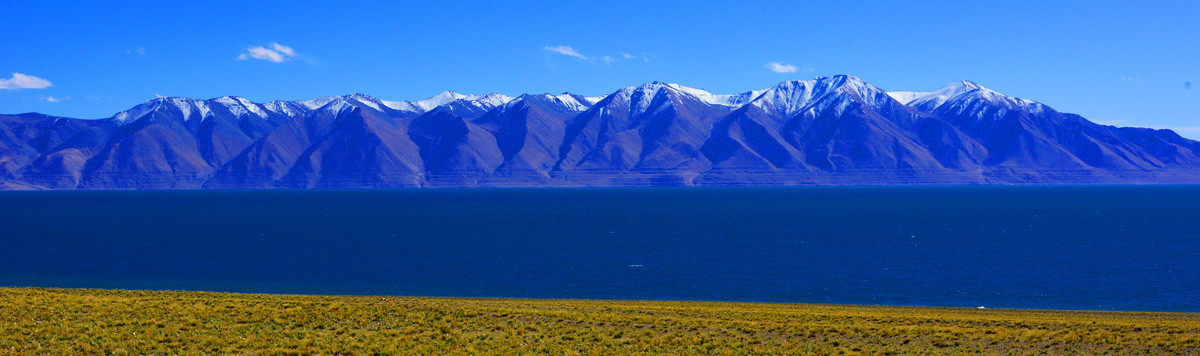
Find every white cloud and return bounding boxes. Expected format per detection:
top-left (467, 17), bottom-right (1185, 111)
top-left (270, 43), bottom-right (295, 57)
top-left (127, 47), bottom-right (146, 55)
top-left (765, 62), bottom-right (799, 73)
top-left (601, 55), bottom-right (615, 64)
top-left (1120, 76), bottom-right (1143, 83)
top-left (237, 42), bottom-right (297, 63)
top-left (44, 95), bottom-right (60, 102)
top-left (0, 73), bottom-right (53, 90)
top-left (543, 45), bottom-right (587, 60)
top-left (621, 52), bottom-right (635, 59)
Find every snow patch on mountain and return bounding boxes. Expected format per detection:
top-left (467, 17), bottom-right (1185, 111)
top-left (886, 91), bottom-right (928, 105)
top-left (342, 94), bottom-right (386, 112)
top-left (540, 93), bottom-right (594, 112)
top-left (751, 80), bottom-right (818, 116)
top-left (297, 97), bottom-right (340, 111)
top-left (662, 83), bottom-right (759, 107)
top-left (171, 98), bottom-right (213, 121)
top-left (378, 91), bottom-right (514, 113)
top-left (104, 76), bottom-right (1062, 129)
top-left (214, 96), bottom-right (268, 118)
top-left (748, 75), bottom-right (899, 117)
top-left (111, 97), bottom-right (210, 123)
top-left (582, 96), bottom-right (604, 105)
top-left (262, 101), bottom-right (305, 117)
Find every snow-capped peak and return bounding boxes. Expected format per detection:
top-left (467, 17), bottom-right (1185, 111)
top-left (909, 80), bottom-right (1042, 112)
top-left (608, 83), bottom-right (675, 117)
top-left (111, 99), bottom-right (164, 123)
top-left (414, 91), bottom-right (470, 111)
top-left (99, 77), bottom-right (1052, 128)
top-left (214, 96), bottom-right (269, 118)
top-left (111, 97), bottom-right (214, 124)
top-left (262, 100), bottom-right (306, 117)
top-left (341, 93), bottom-right (387, 112)
top-left (823, 75), bottom-right (892, 107)
top-left (473, 93), bottom-right (516, 108)
top-left (605, 82), bottom-right (763, 113)
top-left (108, 91), bottom-right (521, 125)
top-left (750, 79), bottom-right (818, 116)
top-left (749, 75), bottom-right (896, 117)
top-left (908, 81), bottom-right (991, 109)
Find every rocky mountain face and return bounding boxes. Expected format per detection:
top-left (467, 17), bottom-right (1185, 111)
top-left (3, 75), bottom-right (1200, 189)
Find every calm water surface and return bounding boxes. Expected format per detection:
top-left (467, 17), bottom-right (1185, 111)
top-left (2, 186), bottom-right (1198, 311)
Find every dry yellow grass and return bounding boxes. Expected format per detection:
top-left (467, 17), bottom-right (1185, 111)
top-left (1, 287), bottom-right (1198, 355)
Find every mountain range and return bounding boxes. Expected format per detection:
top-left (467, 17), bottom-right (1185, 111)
top-left (4, 75), bottom-right (1200, 189)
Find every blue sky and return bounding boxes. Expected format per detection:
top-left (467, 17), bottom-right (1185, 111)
top-left (2, 1), bottom-right (1198, 137)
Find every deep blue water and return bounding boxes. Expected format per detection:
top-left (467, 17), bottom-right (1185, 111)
top-left (1, 186), bottom-right (1198, 312)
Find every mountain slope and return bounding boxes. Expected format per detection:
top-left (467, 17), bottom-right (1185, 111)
top-left (278, 108), bottom-right (426, 188)
top-left (4, 76), bottom-right (1200, 189)
top-left (553, 82), bottom-right (736, 185)
top-left (472, 94), bottom-right (588, 184)
top-left (0, 114), bottom-right (95, 182)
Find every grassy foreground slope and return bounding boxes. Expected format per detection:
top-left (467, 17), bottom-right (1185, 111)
top-left (1, 288), bottom-right (1198, 355)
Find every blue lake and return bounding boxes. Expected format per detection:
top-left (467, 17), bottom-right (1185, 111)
top-left (1, 186), bottom-right (1198, 311)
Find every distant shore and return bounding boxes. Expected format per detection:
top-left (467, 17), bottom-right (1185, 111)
top-left (2, 288), bottom-right (1197, 354)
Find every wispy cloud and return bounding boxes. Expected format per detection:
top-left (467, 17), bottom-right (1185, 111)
top-left (1120, 76), bottom-right (1143, 83)
top-left (0, 73), bottom-right (53, 90)
top-left (543, 46), bottom-right (647, 65)
top-left (765, 62), bottom-right (812, 74)
top-left (543, 45), bottom-right (588, 60)
top-left (44, 95), bottom-right (60, 102)
top-left (237, 42), bottom-right (298, 63)
top-left (127, 47), bottom-right (146, 55)
top-left (766, 62), bottom-right (797, 73)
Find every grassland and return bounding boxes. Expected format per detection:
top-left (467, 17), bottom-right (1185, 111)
top-left (1, 288), bottom-right (1198, 355)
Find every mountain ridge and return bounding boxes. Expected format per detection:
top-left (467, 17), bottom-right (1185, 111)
top-left (4, 75), bottom-right (1200, 189)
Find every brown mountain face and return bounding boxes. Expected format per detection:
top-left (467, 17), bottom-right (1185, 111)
top-left (4, 76), bottom-right (1200, 189)
top-left (0, 114), bottom-right (96, 183)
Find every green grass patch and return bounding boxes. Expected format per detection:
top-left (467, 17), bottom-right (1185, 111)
top-left (1, 287), bottom-right (1197, 355)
